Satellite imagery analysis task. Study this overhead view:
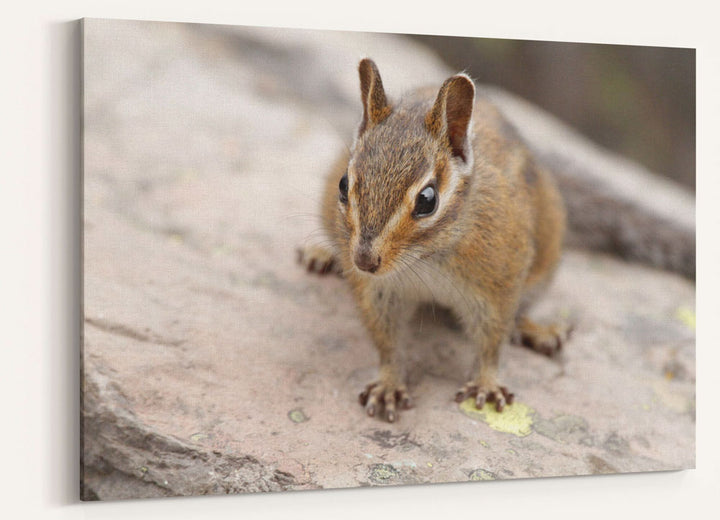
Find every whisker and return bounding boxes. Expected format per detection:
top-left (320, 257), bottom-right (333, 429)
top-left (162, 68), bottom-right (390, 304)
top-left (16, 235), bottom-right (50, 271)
top-left (401, 257), bottom-right (434, 332)
top-left (401, 249), bottom-right (476, 321)
top-left (393, 257), bottom-right (425, 329)
top-left (278, 212), bottom-right (324, 222)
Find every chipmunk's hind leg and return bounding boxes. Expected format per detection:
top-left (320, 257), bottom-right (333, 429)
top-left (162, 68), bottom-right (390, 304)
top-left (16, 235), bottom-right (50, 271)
top-left (511, 315), bottom-right (571, 357)
top-left (296, 243), bottom-right (343, 276)
top-left (512, 271), bottom-right (570, 357)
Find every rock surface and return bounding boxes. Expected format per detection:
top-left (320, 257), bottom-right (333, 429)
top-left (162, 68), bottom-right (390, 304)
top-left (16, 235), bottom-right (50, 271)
top-left (81, 19), bottom-right (696, 500)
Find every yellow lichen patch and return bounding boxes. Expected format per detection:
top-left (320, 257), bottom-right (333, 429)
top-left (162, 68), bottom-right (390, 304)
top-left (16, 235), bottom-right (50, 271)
top-left (675, 306), bottom-right (696, 331)
top-left (468, 469), bottom-right (496, 481)
top-left (189, 433), bottom-right (208, 443)
top-left (459, 399), bottom-right (534, 437)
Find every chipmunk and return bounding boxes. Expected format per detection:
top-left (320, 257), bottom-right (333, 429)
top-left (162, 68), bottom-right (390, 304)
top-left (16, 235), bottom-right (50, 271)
top-left (298, 58), bottom-right (567, 422)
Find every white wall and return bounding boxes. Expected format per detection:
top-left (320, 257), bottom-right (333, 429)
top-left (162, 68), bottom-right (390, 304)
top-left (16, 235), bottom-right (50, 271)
top-left (1, 1), bottom-right (718, 519)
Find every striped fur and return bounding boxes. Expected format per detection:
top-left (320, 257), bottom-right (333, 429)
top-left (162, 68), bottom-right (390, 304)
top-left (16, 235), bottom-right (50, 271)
top-left (318, 59), bottom-right (566, 422)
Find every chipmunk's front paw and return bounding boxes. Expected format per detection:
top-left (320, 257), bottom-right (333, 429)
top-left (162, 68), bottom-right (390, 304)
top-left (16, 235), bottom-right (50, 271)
top-left (358, 381), bottom-right (412, 423)
top-left (296, 244), bottom-right (342, 276)
top-left (454, 381), bottom-right (514, 412)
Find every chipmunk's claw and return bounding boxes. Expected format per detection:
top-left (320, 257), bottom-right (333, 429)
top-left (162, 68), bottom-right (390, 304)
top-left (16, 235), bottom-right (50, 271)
top-left (455, 382), bottom-right (514, 412)
top-left (359, 382), bottom-right (412, 422)
top-left (296, 245), bottom-right (343, 276)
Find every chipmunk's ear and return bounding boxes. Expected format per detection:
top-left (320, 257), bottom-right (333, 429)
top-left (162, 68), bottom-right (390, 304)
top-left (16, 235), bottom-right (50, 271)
top-left (426, 74), bottom-right (475, 162)
top-left (358, 58), bottom-right (391, 135)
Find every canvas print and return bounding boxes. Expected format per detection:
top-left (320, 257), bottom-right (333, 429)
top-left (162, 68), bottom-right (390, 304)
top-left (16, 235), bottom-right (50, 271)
top-left (81, 18), bottom-right (696, 500)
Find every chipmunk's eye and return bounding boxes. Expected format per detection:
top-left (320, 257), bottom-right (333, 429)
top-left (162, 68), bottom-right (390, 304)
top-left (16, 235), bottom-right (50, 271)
top-left (414, 184), bottom-right (437, 217)
top-left (339, 173), bottom-right (349, 204)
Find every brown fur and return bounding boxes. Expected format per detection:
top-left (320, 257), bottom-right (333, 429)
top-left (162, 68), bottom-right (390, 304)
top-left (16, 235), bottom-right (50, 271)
top-left (303, 59), bottom-right (566, 422)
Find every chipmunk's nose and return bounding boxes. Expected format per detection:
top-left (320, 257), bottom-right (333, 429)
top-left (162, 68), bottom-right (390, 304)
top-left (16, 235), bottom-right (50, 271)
top-left (354, 244), bottom-right (381, 273)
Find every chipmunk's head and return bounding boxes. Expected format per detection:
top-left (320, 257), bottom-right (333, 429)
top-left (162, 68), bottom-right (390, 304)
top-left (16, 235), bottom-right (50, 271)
top-left (338, 58), bottom-right (475, 276)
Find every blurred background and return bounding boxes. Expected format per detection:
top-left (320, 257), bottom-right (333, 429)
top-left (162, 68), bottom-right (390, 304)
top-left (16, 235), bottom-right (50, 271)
top-left (411, 35), bottom-right (695, 190)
